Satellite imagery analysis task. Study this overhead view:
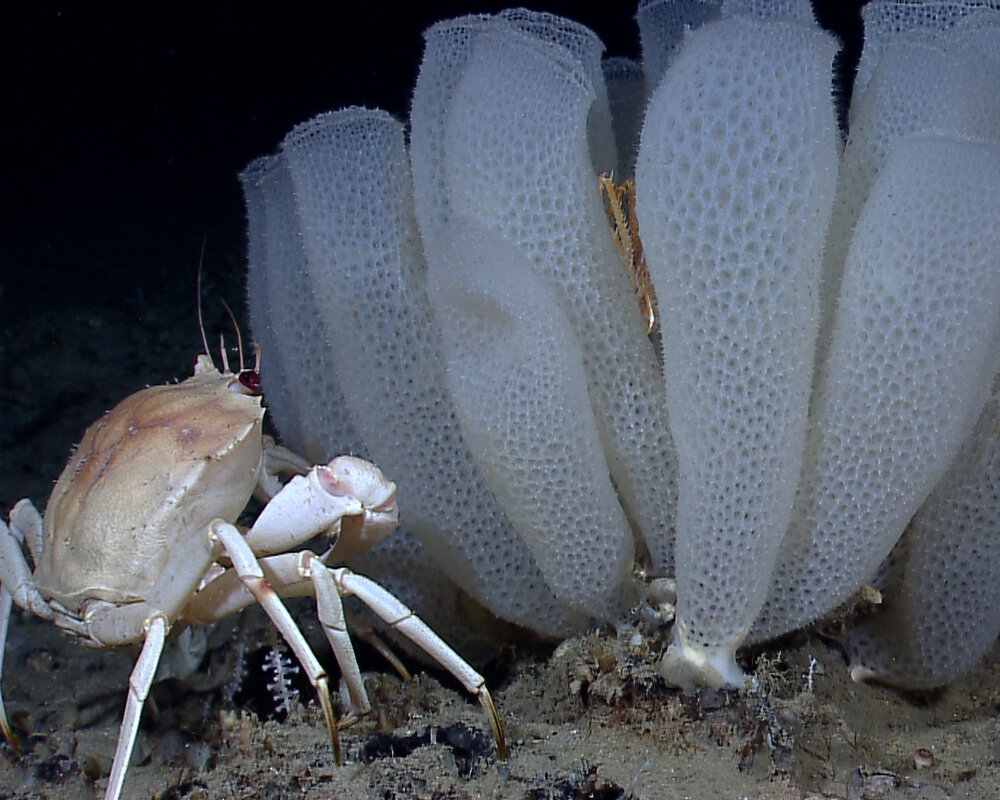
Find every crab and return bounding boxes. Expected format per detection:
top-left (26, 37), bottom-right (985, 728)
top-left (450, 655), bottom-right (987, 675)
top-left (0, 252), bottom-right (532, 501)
top-left (0, 350), bottom-right (505, 800)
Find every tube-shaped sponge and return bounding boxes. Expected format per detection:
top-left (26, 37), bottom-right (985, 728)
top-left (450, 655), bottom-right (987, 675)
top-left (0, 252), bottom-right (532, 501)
top-left (755, 135), bottom-right (1000, 641)
top-left (280, 108), bottom-right (582, 636)
top-left (241, 155), bottom-right (357, 462)
top-left (414, 19), bottom-right (678, 573)
top-left (637, 14), bottom-right (839, 688)
top-left (427, 218), bottom-right (635, 616)
top-left (845, 388), bottom-right (1000, 690)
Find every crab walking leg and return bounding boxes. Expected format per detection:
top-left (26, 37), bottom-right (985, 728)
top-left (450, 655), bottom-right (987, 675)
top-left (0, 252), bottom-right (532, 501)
top-left (307, 553), bottom-right (368, 720)
top-left (185, 551), bottom-right (506, 759)
top-left (1, 513), bottom-right (53, 757)
top-left (105, 615), bottom-right (167, 800)
top-left (330, 564), bottom-right (506, 760)
top-left (0, 512), bottom-right (52, 620)
top-left (255, 439), bottom-right (313, 501)
top-left (9, 499), bottom-right (44, 567)
top-left (337, 609), bottom-right (412, 685)
top-left (0, 587), bottom-right (19, 756)
top-left (208, 520), bottom-right (343, 763)
top-left (186, 560), bottom-right (411, 687)
top-left (217, 550), bottom-right (373, 723)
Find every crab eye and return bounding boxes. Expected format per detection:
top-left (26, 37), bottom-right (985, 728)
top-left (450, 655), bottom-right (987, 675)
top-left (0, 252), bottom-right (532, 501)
top-left (232, 369), bottom-right (261, 395)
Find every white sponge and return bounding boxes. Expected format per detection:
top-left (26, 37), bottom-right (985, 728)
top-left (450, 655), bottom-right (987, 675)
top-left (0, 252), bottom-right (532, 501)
top-left (721, 0), bottom-right (815, 21)
top-left (495, 9), bottom-right (618, 173)
top-left (755, 134), bottom-right (1000, 642)
top-left (852, 0), bottom-right (999, 122)
top-left (241, 156), bottom-right (298, 450)
top-left (240, 155), bottom-right (359, 462)
top-left (411, 10), bottom-right (616, 238)
top-left (821, 27), bottom-right (1000, 354)
top-left (427, 217), bottom-right (635, 615)
top-left (636, 0), bottom-right (722, 91)
top-left (636, 14), bottom-right (839, 688)
top-left (845, 388), bottom-right (1000, 690)
top-left (415, 19), bottom-right (678, 574)
top-left (279, 108), bottom-right (582, 637)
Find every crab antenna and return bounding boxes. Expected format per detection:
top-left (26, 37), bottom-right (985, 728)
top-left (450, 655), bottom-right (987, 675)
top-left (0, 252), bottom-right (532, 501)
top-left (196, 239), bottom-right (212, 361)
top-left (218, 333), bottom-right (232, 373)
top-left (219, 297), bottom-right (246, 372)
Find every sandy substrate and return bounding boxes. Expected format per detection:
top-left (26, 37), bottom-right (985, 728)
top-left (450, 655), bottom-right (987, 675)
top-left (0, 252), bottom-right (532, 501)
top-left (2, 264), bottom-right (999, 800)
top-left (1, 611), bottom-right (1000, 800)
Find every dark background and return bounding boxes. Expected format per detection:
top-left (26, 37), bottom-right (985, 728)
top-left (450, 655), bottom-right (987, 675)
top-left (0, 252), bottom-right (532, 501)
top-left (0, 2), bottom-right (865, 318)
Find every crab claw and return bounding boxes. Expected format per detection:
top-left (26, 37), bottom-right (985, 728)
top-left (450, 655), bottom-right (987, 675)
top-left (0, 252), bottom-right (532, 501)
top-left (321, 456), bottom-right (399, 562)
top-left (243, 456), bottom-right (397, 559)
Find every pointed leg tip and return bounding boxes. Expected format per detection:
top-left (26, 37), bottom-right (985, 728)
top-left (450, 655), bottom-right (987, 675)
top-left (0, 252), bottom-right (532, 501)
top-left (315, 676), bottom-right (343, 765)
top-left (479, 689), bottom-right (506, 761)
top-left (0, 714), bottom-right (23, 760)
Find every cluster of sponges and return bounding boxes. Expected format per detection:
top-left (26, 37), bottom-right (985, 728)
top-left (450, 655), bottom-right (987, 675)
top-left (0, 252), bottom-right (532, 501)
top-left (643, 0), bottom-right (1000, 689)
top-left (244, 108), bottom-right (587, 644)
top-left (243, 0), bottom-right (1000, 691)
top-left (244, 9), bottom-right (677, 647)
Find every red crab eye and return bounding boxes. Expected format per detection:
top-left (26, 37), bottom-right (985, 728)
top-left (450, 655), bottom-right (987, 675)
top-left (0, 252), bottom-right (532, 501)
top-left (236, 369), bottom-right (261, 395)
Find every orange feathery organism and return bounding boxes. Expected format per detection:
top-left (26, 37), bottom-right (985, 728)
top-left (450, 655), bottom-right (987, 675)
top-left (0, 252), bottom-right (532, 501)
top-left (599, 172), bottom-right (658, 335)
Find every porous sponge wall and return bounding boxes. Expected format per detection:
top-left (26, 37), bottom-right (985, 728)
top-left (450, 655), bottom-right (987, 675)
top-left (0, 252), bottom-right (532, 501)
top-left (279, 109), bottom-right (580, 637)
top-left (496, 9), bottom-right (618, 173)
top-left (242, 156), bottom-right (299, 451)
top-left (427, 218), bottom-right (634, 615)
top-left (242, 156), bottom-right (357, 463)
top-left (242, 4), bottom-right (1000, 687)
top-left (852, 0), bottom-right (1000, 120)
top-left (635, 0), bottom-right (722, 91)
top-left (847, 33), bottom-right (1000, 212)
top-left (820, 30), bottom-right (1000, 354)
top-left (636, 15), bottom-right (838, 654)
top-left (755, 134), bottom-right (1000, 641)
top-left (411, 11), bottom-right (616, 245)
top-left (845, 389), bottom-right (1000, 690)
top-left (244, 140), bottom-right (509, 657)
top-left (421, 19), bottom-right (678, 573)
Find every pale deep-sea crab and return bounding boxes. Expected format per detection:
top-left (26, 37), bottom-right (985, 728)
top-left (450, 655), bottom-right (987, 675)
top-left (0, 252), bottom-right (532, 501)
top-left (0, 347), bottom-right (504, 800)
